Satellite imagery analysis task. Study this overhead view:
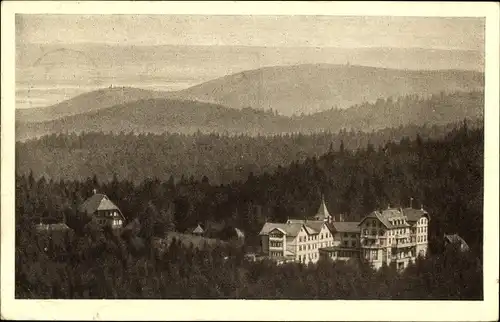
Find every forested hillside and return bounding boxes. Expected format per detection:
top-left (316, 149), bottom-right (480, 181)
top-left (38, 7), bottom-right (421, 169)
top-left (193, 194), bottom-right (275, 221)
top-left (169, 64), bottom-right (484, 115)
top-left (15, 228), bottom-right (482, 299)
top-left (296, 91), bottom-right (484, 132)
top-left (16, 86), bottom-right (171, 122)
top-left (16, 120), bottom-right (481, 184)
top-left (15, 123), bottom-right (483, 299)
top-left (16, 91), bottom-right (483, 141)
top-left (16, 122), bottom-right (483, 252)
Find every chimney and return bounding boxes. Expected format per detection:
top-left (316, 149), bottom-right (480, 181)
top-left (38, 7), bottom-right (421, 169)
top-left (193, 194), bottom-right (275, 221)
top-left (410, 197), bottom-right (414, 208)
top-left (93, 188), bottom-right (97, 195)
top-left (339, 213), bottom-right (344, 222)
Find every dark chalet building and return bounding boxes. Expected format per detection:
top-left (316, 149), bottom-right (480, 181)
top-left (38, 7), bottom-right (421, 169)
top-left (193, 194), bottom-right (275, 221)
top-left (78, 190), bottom-right (126, 229)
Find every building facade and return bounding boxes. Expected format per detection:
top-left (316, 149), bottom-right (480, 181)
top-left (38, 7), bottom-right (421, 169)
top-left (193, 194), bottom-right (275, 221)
top-left (78, 190), bottom-right (126, 229)
top-left (259, 198), bottom-right (430, 270)
top-left (319, 221), bottom-right (361, 262)
top-left (259, 198), bottom-right (335, 265)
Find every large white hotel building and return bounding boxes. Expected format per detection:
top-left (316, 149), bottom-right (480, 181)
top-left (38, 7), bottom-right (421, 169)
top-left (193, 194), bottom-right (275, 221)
top-left (259, 197), bottom-right (430, 270)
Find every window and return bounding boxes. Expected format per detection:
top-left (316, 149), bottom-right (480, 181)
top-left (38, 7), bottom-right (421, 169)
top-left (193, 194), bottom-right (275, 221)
top-left (270, 241), bottom-right (283, 248)
top-left (351, 241), bottom-right (357, 247)
top-left (343, 241), bottom-right (348, 247)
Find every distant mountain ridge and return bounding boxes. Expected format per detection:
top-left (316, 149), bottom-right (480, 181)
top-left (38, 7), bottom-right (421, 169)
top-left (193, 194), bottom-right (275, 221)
top-left (17, 64), bottom-right (484, 123)
top-left (16, 87), bottom-right (171, 122)
top-left (16, 91), bottom-right (484, 141)
top-left (168, 64), bottom-right (484, 116)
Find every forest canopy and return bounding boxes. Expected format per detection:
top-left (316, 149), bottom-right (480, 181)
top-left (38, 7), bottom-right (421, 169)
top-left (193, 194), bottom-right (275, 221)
top-left (16, 120), bottom-right (482, 185)
top-left (15, 121), bottom-right (484, 300)
top-left (17, 121), bottom-right (483, 254)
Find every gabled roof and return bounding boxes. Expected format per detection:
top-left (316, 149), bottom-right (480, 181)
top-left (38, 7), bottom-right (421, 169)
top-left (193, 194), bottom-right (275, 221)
top-left (192, 224), bottom-right (204, 234)
top-left (259, 222), bottom-right (304, 237)
top-left (303, 225), bottom-right (318, 235)
top-left (403, 208), bottom-right (430, 222)
top-left (329, 221), bottom-right (360, 233)
top-left (286, 219), bottom-right (325, 235)
top-left (79, 193), bottom-right (120, 215)
top-left (359, 208), bottom-right (411, 229)
top-left (359, 211), bottom-right (392, 228)
top-left (304, 220), bottom-right (324, 234)
top-left (269, 227), bottom-right (287, 235)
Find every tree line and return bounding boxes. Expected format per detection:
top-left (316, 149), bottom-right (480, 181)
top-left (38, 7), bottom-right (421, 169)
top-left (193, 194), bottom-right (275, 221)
top-left (15, 222), bottom-right (482, 299)
top-left (16, 120), bottom-right (482, 185)
top-left (17, 121), bottom-right (483, 253)
top-left (15, 121), bottom-right (484, 299)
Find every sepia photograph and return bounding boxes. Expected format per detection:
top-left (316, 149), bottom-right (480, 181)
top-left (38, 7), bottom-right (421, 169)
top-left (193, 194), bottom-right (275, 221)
top-left (1, 1), bottom-right (499, 321)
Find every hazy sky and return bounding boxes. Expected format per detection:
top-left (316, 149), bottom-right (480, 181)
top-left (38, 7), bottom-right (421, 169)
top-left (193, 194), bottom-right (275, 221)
top-left (16, 15), bottom-right (484, 50)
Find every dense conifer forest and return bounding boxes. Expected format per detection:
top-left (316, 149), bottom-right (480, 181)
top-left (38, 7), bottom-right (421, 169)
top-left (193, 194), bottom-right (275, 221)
top-left (16, 120), bottom-right (481, 184)
top-left (15, 122), bottom-right (483, 299)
